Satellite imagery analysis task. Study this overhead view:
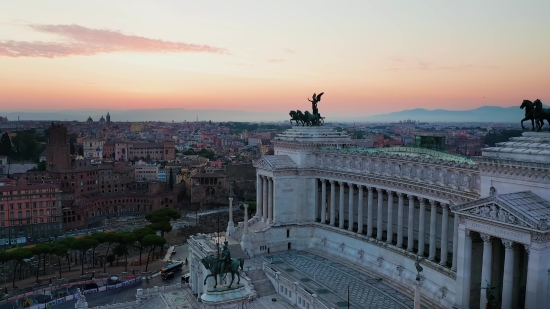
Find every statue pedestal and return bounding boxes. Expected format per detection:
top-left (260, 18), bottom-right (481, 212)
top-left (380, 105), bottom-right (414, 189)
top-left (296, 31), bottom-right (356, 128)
top-left (226, 221), bottom-right (235, 236)
top-left (201, 283), bottom-right (250, 309)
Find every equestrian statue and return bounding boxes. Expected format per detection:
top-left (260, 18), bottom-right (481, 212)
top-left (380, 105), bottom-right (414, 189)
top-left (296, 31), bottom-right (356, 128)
top-left (289, 92), bottom-right (325, 126)
top-left (200, 240), bottom-right (245, 289)
top-left (533, 99), bottom-right (550, 132)
top-left (520, 100), bottom-right (538, 131)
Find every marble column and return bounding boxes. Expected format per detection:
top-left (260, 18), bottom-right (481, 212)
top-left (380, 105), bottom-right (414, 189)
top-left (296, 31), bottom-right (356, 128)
top-left (338, 182), bottom-right (345, 229)
top-left (256, 175), bottom-right (263, 218)
top-left (366, 187), bottom-right (374, 237)
top-left (501, 240), bottom-right (515, 309)
top-left (455, 229), bottom-right (473, 309)
top-left (267, 178), bottom-right (273, 224)
top-left (428, 200), bottom-right (437, 260)
top-left (376, 188), bottom-right (384, 241)
top-left (479, 234), bottom-right (492, 309)
top-left (525, 243), bottom-right (550, 308)
top-left (329, 180), bottom-right (336, 226)
top-left (439, 204), bottom-right (449, 266)
top-left (417, 198), bottom-right (426, 256)
top-left (452, 214), bottom-right (459, 271)
top-left (396, 193), bottom-right (404, 248)
top-left (262, 176), bottom-right (268, 222)
top-left (406, 194), bottom-right (414, 251)
top-left (226, 197), bottom-right (235, 235)
top-left (348, 183), bottom-right (354, 231)
top-left (320, 180), bottom-right (327, 223)
top-left (386, 191), bottom-right (393, 244)
top-left (357, 186), bottom-right (364, 234)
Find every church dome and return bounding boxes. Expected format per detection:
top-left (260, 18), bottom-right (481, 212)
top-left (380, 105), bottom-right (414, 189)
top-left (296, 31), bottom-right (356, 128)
top-left (99, 115), bottom-right (105, 122)
top-left (87, 116), bottom-right (93, 123)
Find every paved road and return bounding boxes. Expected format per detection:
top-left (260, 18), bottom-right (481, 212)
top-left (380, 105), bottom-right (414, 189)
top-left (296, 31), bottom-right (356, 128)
top-left (52, 268), bottom-right (186, 309)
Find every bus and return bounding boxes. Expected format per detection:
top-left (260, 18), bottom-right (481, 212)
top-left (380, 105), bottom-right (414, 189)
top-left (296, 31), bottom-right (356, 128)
top-left (161, 261), bottom-right (183, 279)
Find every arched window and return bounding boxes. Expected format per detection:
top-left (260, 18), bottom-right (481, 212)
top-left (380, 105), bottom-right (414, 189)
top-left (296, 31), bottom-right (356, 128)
top-left (39, 209), bottom-right (44, 216)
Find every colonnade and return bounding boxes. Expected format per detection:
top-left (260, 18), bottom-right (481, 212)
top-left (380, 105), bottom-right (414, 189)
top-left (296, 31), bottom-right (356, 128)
top-left (459, 230), bottom-right (536, 309)
top-left (317, 179), bottom-right (457, 269)
top-left (256, 175), bottom-right (274, 224)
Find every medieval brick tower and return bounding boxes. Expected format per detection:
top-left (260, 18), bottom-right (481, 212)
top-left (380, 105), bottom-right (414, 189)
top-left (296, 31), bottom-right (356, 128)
top-left (46, 122), bottom-right (71, 171)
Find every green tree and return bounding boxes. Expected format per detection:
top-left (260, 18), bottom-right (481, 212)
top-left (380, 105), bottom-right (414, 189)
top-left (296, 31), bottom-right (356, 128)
top-left (28, 161), bottom-right (46, 172)
top-left (147, 221), bottom-right (172, 237)
top-left (145, 207), bottom-right (181, 223)
top-left (58, 237), bottom-right (76, 272)
top-left (70, 142), bottom-right (76, 155)
top-left (106, 254), bottom-right (116, 266)
top-left (142, 234), bottom-right (166, 272)
top-left (0, 251), bottom-right (10, 274)
top-left (51, 244), bottom-right (68, 279)
top-left (32, 243), bottom-right (52, 281)
top-left (88, 233), bottom-right (104, 267)
top-left (9, 248), bottom-right (33, 288)
top-left (94, 232), bottom-right (118, 273)
top-left (0, 132), bottom-right (11, 157)
top-left (115, 232), bottom-right (136, 272)
top-left (239, 202), bottom-right (256, 216)
top-left (169, 168), bottom-right (174, 190)
top-left (10, 131), bottom-right (44, 162)
top-left (132, 227), bottom-right (154, 265)
top-left (71, 237), bottom-right (99, 275)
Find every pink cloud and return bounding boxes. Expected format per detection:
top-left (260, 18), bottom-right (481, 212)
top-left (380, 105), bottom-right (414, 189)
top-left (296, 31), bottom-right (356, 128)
top-left (266, 58), bottom-right (284, 63)
top-left (0, 24), bottom-right (228, 58)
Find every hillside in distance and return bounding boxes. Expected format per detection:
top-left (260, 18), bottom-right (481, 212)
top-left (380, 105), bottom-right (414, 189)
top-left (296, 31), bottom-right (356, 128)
top-left (2, 105), bottom-right (538, 123)
top-left (343, 106), bottom-right (528, 123)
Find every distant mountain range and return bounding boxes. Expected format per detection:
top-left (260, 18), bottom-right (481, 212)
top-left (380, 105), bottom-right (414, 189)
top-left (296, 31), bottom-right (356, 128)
top-left (341, 106), bottom-right (531, 123)
top-left (1, 105), bottom-right (538, 123)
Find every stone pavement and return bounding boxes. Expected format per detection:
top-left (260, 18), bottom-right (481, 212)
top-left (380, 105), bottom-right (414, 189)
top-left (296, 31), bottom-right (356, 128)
top-left (264, 250), bottom-right (427, 309)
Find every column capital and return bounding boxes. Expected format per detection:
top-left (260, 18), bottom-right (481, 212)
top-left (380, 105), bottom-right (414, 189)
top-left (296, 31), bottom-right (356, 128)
top-left (396, 192), bottom-right (404, 198)
top-left (429, 200), bottom-right (437, 207)
top-left (320, 179), bottom-right (327, 184)
top-left (502, 239), bottom-right (515, 249)
top-left (357, 185), bottom-right (364, 191)
top-left (465, 229), bottom-right (472, 238)
top-left (329, 179), bottom-right (335, 184)
top-left (338, 181), bottom-right (344, 186)
top-left (441, 203), bottom-right (449, 210)
top-left (347, 182), bottom-right (355, 188)
top-left (366, 186), bottom-right (373, 192)
top-left (376, 187), bottom-right (383, 193)
top-left (407, 194), bottom-right (415, 201)
top-left (479, 233), bottom-right (492, 243)
top-left (524, 245), bottom-right (530, 256)
top-left (386, 189), bottom-right (393, 195)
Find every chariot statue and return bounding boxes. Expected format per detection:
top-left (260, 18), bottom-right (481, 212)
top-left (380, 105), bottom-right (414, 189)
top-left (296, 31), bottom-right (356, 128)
top-left (289, 92), bottom-right (325, 126)
top-left (201, 240), bottom-right (245, 289)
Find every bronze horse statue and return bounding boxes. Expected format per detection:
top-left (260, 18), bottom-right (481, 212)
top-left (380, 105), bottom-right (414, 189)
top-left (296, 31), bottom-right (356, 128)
top-left (520, 100), bottom-right (538, 131)
top-left (201, 255), bottom-right (245, 288)
top-left (289, 110), bottom-right (324, 126)
top-left (533, 99), bottom-right (550, 132)
top-left (289, 110), bottom-right (304, 126)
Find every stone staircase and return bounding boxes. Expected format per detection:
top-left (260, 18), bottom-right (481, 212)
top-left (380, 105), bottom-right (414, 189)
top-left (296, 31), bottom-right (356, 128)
top-left (228, 244), bottom-right (248, 259)
top-left (246, 269), bottom-right (277, 297)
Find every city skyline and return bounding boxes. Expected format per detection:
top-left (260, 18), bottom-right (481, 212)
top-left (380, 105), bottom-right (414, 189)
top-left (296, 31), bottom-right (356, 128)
top-left (1, 0), bottom-right (550, 118)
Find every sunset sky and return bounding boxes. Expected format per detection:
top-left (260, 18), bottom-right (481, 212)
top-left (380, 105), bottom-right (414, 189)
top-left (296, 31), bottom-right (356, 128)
top-left (1, 0), bottom-right (549, 118)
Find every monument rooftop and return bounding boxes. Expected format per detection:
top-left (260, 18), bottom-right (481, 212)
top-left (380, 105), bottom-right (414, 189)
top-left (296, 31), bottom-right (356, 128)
top-left (481, 132), bottom-right (550, 164)
top-left (319, 145), bottom-right (476, 166)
